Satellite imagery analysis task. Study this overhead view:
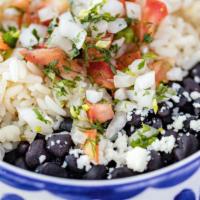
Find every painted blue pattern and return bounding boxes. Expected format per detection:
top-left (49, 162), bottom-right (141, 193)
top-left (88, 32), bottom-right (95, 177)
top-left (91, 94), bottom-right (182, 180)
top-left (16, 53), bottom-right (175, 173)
top-left (1, 194), bottom-right (24, 200)
top-left (0, 154), bottom-right (199, 200)
top-left (174, 189), bottom-right (195, 200)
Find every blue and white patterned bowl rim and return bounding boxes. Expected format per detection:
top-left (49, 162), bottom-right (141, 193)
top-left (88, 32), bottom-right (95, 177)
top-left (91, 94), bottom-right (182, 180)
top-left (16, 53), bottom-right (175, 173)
top-left (0, 151), bottom-right (199, 187)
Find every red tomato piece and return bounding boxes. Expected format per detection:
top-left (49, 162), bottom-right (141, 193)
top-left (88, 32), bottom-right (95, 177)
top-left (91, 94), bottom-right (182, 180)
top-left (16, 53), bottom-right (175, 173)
top-left (0, 34), bottom-right (9, 51)
top-left (137, 0), bottom-right (168, 41)
top-left (87, 104), bottom-right (114, 123)
top-left (149, 60), bottom-right (171, 85)
top-left (88, 62), bottom-right (115, 89)
top-left (116, 51), bottom-right (141, 70)
top-left (143, 0), bottom-right (168, 25)
top-left (83, 129), bottom-right (99, 163)
top-left (20, 48), bottom-right (85, 79)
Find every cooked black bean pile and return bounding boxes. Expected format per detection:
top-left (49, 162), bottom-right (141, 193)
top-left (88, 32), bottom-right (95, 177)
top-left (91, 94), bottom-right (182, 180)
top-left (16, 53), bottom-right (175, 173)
top-left (3, 64), bottom-right (200, 180)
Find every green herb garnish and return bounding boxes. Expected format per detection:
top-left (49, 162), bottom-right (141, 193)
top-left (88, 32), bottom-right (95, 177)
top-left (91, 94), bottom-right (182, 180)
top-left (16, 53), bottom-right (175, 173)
top-left (33, 108), bottom-right (50, 124)
top-left (156, 83), bottom-right (176, 101)
top-left (47, 18), bottom-right (58, 34)
top-left (137, 59), bottom-right (145, 70)
top-left (2, 27), bottom-right (20, 48)
top-left (43, 60), bottom-right (60, 81)
top-left (130, 124), bottom-right (160, 148)
top-left (32, 29), bottom-right (40, 41)
top-left (115, 27), bottom-right (135, 44)
top-left (143, 33), bottom-right (153, 43)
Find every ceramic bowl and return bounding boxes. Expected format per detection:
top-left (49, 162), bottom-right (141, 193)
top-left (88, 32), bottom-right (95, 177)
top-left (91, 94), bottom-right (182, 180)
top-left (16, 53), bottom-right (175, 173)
top-left (0, 151), bottom-right (199, 200)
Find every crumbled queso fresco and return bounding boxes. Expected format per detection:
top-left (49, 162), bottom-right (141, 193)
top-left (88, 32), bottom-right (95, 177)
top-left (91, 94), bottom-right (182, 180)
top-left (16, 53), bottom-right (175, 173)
top-left (0, 0), bottom-right (200, 180)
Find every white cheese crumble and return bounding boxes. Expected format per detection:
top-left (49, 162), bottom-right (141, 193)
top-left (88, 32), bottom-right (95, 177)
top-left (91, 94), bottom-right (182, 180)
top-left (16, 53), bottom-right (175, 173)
top-left (77, 155), bottom-right (91, 171)
top-left (39, 155), bottom-right (46, 164)
top-left (171, 115), bottom-right (187, 131)
top-left (190, 120), bottom-right (200, 132)
top-left (148, 136), bottom-right (176, 154)
top-left (125, 147), bottom-right (150, 172)
top-left (190, 91), bottom-right (200, 100)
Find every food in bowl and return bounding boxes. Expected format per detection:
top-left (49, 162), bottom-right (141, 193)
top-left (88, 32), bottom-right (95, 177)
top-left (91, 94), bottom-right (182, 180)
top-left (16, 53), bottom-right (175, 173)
top-left (0, 0), bottom-right (199, 180)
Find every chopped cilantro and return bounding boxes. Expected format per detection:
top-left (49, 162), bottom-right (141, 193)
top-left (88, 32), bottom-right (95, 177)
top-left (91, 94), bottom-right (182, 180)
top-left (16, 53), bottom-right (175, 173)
top-left (80, 1), bottom-right (116, 23)
top-left (47, 18), bottom-right (58, 34)
top-left (43, 60), bottom-right (60, 81)
top-left (33, 108), bottom-right (50, 124)
top-left (137, 59), bottom-right (145, 70)
top-left (2, 27), bottom-right (20, 48)
top-left (143, 33), bottom-right (153, 43)
top-left (156, 83), bottom-right (176, 101)
top-left (69, 45), bottom-right (80, 59)
top-left (32, 29), bottom-right (40, 41)
top-left (54, 79), bottom-right (77, 97)
top-left (152, 98), bottom-right (158, 114)
top-left (131, 134), bottom-right (157, 148)
top-left (130, 124), bottom-right (160, 148)
top-left (91, 122), bottom-right (105, 134)
top-left (115, 27), bottom-right (135, 44)
top-left (70, 106), bottom-right (81, 119)
top-left (142, 52), bottom-right (158, 60)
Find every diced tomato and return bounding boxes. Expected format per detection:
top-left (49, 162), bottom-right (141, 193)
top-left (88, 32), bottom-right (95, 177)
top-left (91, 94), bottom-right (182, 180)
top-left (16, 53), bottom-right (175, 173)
top-left (116, 51), bottom-right (141, 70)
top-left (83, 129), bottom-right (99, 163)
top-left (20, 48), bottom-right (85, 79)
top-left (143, 0), bottom-right (168, 25)
top-left (149, 60), bottom-right (171, 84)
top-left (137, 0), bottom-right (168, 42)
top-left (88, 62), bottom-right (115, 89)
top-left (11, 0), bottom-right (30, 11)
top-left (0, 34), bottom-right (9, 51)
top-left (87, 103), bottom-right (114, 123)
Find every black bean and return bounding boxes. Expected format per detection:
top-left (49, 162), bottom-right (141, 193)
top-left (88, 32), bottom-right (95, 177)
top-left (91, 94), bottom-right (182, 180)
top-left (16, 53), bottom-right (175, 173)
top-left (161, 152), bottom-right (175, 166)
top-left (83, 165), bottom-right (107, 180)
top-left (183, 78), bottom-right (200, 92)
top-left (173, 135), bottom-right (199, 161)
top-left (65, 155), bottom-right (84, 174)
top-left (35, 134), bottom-right (46, 140)
top-left (190, 63), bottom-right (200, 78)
top-left (158, 102), bottom-right (171, 118)
top-left (25, 139), bottom-right (49, 168)
top-left (36, 162), bottom-right (68, 178)
top-left (17, 141), bottom-right (30, 155)
top-left (47, 134), bottom-right (72, 157)
top-left (183, 116), bottom-right (196, 132)
top-left (176, 96), bottom-right (188, 107)
top-left (124, 124), bottom-right (134, 136)
top-left (148, 151), bottom-right (163, 171)
top-left (15, 157), bottom-right (29, 170)
top-left (180, 102), bottom-right (194, 115)
top-left (145, 117), bottom-right (163, 129)
top-left (164, 130), bottom-right (178, 139)
top-left (127, 112), bottom-right (142, 128)
top-left (58, 118), bottom-right (73, 132)
top-left (3, 150), bottom-right (18, 164)
top-left (111, 167), bottom-right (134, 179)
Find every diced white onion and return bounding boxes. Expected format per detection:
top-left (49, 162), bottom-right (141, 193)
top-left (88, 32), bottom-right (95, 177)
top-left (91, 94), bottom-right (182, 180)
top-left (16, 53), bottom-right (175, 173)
top-left (106, 112), bottom-right (127, 139)
top-left (86, 89), bottom-right (104, 104)
top-left (101, 0), bottom-right (124, 17)
top-left (108, 18), bottom-right (127, 34)
top-left (128, 59), bottom-right (147, 75)
top-left (38, 6), bottom-right (58, 22)
top-left (114, 71), bottom-right (135, 88)
top-left (134, 71), bottom-right (155, 91)
top-left (45, 96), bottom-right (67, 116)
top-left (59, 12), bottom-right (87, 49)
top-left (125, 2), bottom-right (141, 20)
top-left (114, 88), bottom-right (127, 100)
top-left (48, 28), bottom-right (73, 54)
top-left (18, 108), bottom-right (53, 135)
